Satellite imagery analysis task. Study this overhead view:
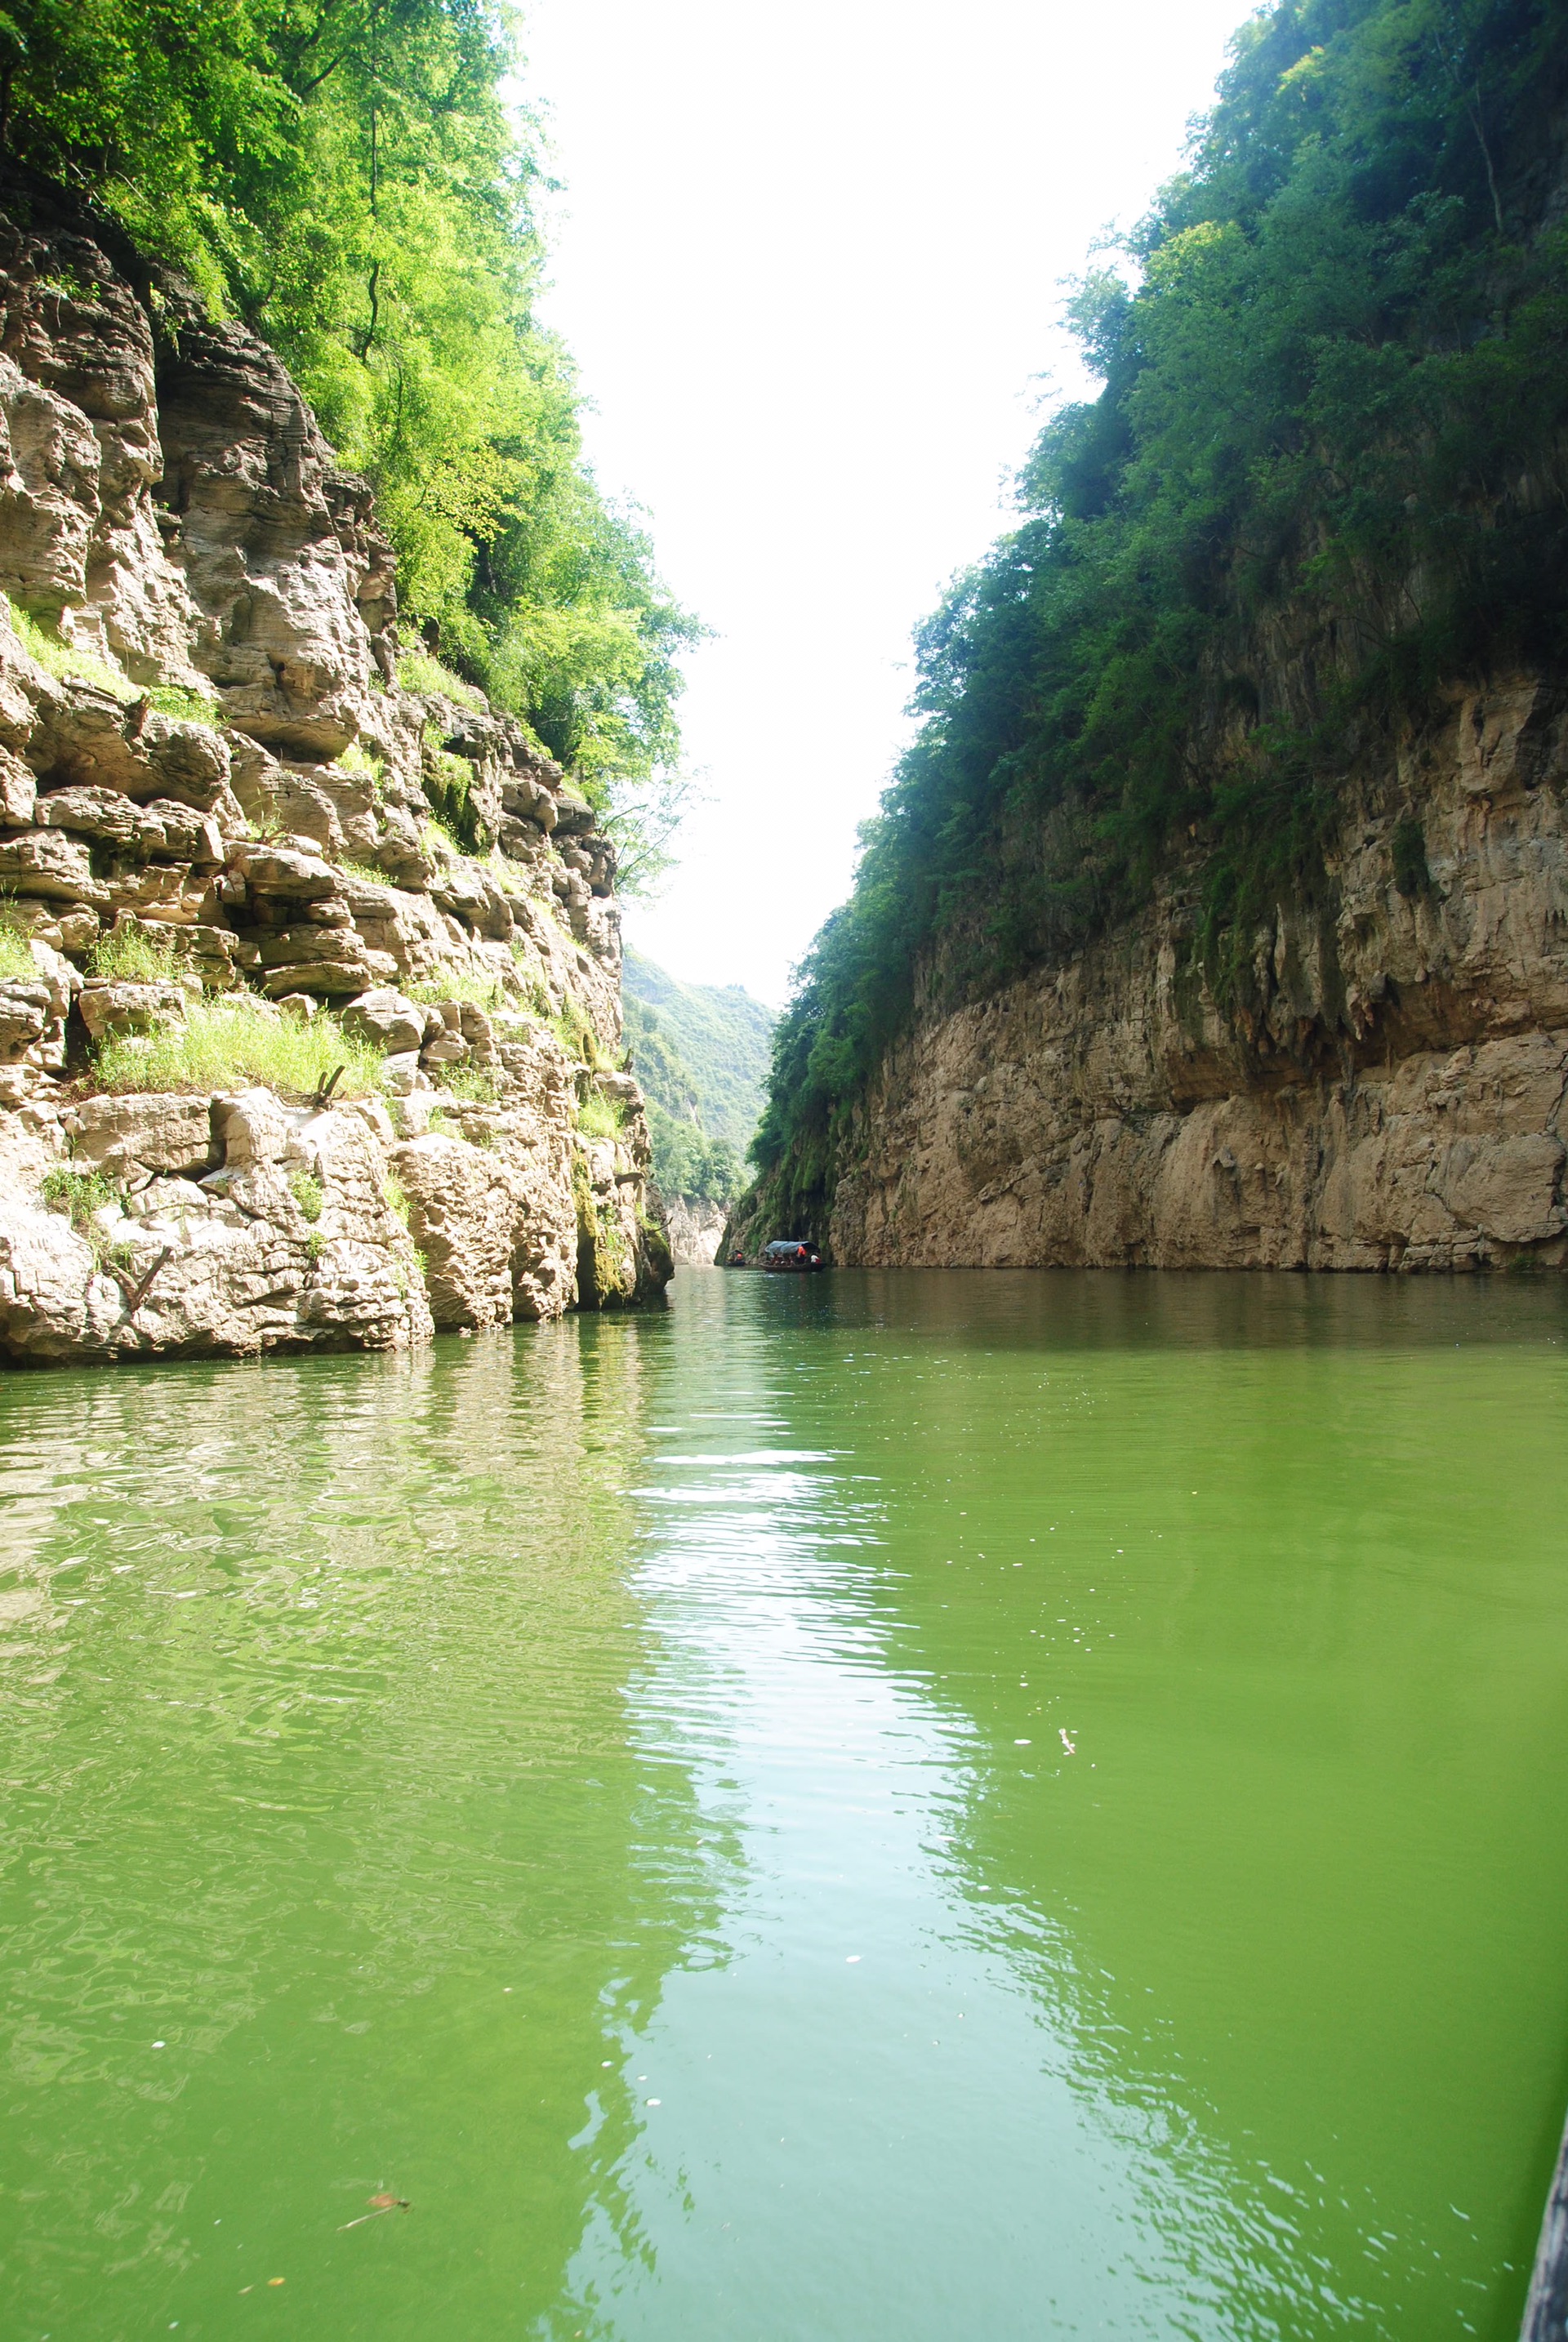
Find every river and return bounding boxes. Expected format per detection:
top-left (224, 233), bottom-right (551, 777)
top-left (2, 1268), bottom-right (1567, 2340)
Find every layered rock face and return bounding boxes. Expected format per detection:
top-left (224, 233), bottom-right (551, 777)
top-left (745, 678), bottom-right (1568, 1273)
top-left (0, 185), bottom-right (669, 1361)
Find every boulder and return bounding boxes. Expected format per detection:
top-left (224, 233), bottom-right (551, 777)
top-left (226, 736), bottom-right (348, 861)
top-left (0, 827), bottom-right (107, 902)
top-left (229, 843), bottom-right (340, 901)
top-left (1437, 1133), bottom-right (1567, 1245)
top-left (77, 978), bottom-right (189, 1042)
top-left (595, 1069), bottom-right (640, 1112)
top-left (260, 956), bottom-right (391, 1000)
top-left (133, 715), bottom-right (233, 810)
top-left (341, 987), bottom-right (424, 1054)
top-left (28, 694), bottom-right (234, 812)
top-left (497, 812), bottom-right (546, 861)
top-left (380, 1051), bottom-right (430, 1096)
top-left (210, 1088), bottom-right (294, 1170)
top-left (64, 1091), bottom-right (217, 1178)
top-left (421, 1030), bottom-right (469, 1066)
top-left (102, 862), bottom-right (215, 925)
top-left (0, 1095), bottom-right (431, 1360)
top-left (141, 799), bottom-right (224, 867)
top-left (35, 782), bottom-right (145, 847)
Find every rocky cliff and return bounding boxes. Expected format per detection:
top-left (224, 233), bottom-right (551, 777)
top-left (664, 1194), bottom-right (728, 1266)
top-left (729, 677), bottom-right (1568, 1272)
top-left (0, 181), bottom-right (670, 1362)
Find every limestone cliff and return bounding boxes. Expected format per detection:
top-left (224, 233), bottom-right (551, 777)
top-left (663, 1194), bottom-right (728, 1266)
top-left (728, 678), bottom-right (1568, 1272)
top-left (0, 182), bottom-right (670, 1361)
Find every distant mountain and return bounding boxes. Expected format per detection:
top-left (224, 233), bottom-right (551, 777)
top-left (622, 947), bottom-right (774, 1210)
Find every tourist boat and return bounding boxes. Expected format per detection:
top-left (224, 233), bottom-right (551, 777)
top-left (761, 1239), bottom-right (825, 1272)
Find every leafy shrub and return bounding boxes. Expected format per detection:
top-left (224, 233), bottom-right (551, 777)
top-left (287, 1166), bottom-right (324, 1223)
top-left (93, 1000), bottom-right (385, 1101)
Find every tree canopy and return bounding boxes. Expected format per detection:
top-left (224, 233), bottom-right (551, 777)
top-left (0, 0), bottom-right (698, 863)
top-left (753, 0), bottom-right (1568, 1205)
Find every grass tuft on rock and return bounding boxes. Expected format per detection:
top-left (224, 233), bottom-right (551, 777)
top-left (39, 1165), bottom-right (124, 1231)
top-left (334, 742), bottom-right (385, 795)
top-left (421, 817), bottom-right (464, 862)
top-left (0, 904), bottom-right (38, 981)
top-left (88, 924), bottom-right (182, 982)
top-left (432, 1062), bottom-right (497, 1104)
top-left (144, 683), bottom-right (224, 725)
top-left (408, 965), bottom-right (504, 1009)
top-left (549, 998), bottom-right (604, 1066)
top-left (381, 1170), bottom-right (411, 1225)
top-left (577, 1091), bottom-right (621, 1141)
top-left (94, 999), bottom-right (385, 1102)
top-left (3, 597), bottom-right (220, 725)
top-left (397, 649), bottom-right (485, 710)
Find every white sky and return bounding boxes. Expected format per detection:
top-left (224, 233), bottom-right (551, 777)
top-left (519, 0), bottom-right (1250, 1006)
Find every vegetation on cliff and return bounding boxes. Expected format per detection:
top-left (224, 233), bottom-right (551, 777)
top-left (753, 0), bottom-right (1568, 1211)
top-left (0, 0), bottom-right (697, 862)
top-left (622, 946), bottom-right (773, 1207)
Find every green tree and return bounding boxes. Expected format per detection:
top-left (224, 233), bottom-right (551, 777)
top-left (1, 0), bottom-right (699, 867)
top-left (753, 0), bottom-right (1568, 1193)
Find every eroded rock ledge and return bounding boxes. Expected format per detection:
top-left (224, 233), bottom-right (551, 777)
top-left (0, 183), bottom-right (670, 1362)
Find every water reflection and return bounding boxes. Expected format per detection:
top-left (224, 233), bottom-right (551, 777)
top-left (555, 1271), bottom-right (1568, 2341)
top-left (554, 1285), bottom-right (1296, 2338)
top-left (0, 1324), bottom-right (719, 2335)
top-left (2, 1271), bottom-right (1566, 2340)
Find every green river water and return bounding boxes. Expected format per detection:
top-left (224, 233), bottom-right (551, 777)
top-left (2, 1268), bottom-right (1568, 2340)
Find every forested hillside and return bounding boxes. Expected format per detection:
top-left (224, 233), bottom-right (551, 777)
top-left (753, 0), bottom-right (1568, 1222)
top-left (623, 946), bottom-right (773, 1206)
top-left (1, 0), bottom-right (697, 870)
